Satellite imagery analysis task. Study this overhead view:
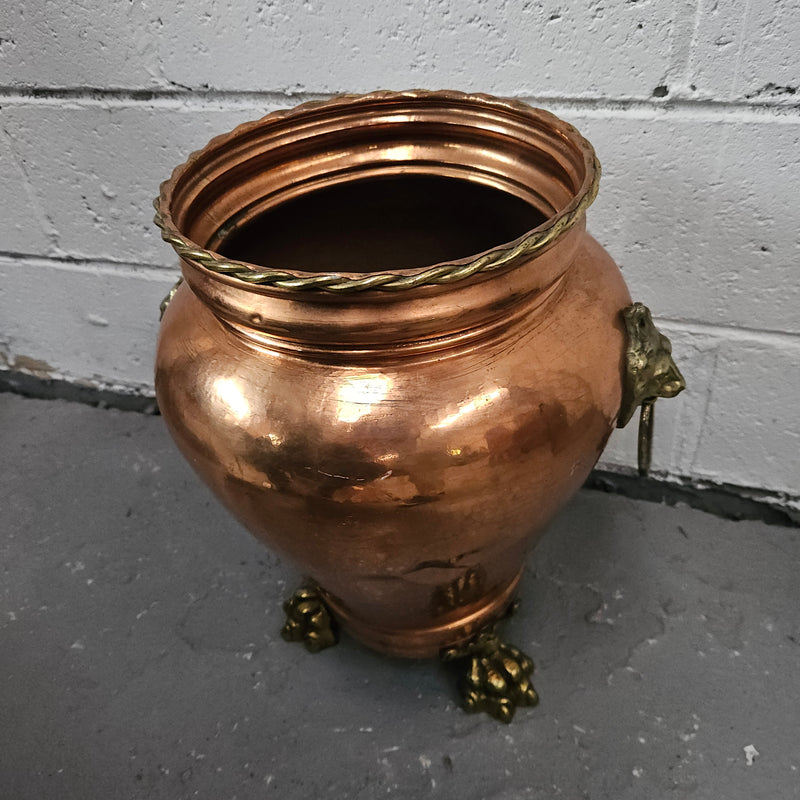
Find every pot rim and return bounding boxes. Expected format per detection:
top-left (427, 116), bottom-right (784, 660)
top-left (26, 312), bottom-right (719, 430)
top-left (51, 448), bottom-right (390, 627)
top-left (154, 89), bottom-right (600, 294)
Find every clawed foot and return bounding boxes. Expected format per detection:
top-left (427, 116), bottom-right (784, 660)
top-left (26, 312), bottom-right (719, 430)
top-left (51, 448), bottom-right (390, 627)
top-left (442, 630), bottom-right (538, 723)
top-left (281, 585), bottom-right (338, 653)
top-left (281, 585), bottom-right (535, 722)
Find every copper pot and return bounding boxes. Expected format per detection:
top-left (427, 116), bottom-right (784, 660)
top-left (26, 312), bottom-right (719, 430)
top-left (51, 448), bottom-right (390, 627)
top-left (154, 91), bottom-right (683, 720)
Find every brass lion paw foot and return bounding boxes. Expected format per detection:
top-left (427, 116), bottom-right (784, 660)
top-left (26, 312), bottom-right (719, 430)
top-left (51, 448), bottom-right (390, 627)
top-left (280, 585), bottom-right (338, 653)
top-left (442, 629), bottom-right (538, 723)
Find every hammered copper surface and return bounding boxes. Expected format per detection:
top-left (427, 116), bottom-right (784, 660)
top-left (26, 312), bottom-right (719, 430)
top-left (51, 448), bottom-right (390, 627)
top-left (155, 91), bottom-right (632, 658)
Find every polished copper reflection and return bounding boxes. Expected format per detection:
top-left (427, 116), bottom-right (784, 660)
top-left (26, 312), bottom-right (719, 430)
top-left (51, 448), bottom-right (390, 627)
top-left (155, 91), bottom-right (631, 658)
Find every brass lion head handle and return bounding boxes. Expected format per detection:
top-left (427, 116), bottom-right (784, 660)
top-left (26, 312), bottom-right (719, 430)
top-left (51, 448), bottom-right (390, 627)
top-left (617, 303), bottom-right (686, 475)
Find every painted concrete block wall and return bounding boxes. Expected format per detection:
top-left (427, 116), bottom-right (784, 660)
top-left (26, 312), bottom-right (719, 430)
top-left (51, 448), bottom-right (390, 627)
top-left (1, 1), bottom-right (798, 505)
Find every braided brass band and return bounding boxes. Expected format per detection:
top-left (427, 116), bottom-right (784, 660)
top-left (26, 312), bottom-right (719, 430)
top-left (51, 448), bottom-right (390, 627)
top-left (154, 92), bottom-right (600, 294)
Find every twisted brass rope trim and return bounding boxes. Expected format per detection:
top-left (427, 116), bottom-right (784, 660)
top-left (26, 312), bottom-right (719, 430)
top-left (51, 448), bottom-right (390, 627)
top-left (154, 93), bottom-right (600, 293)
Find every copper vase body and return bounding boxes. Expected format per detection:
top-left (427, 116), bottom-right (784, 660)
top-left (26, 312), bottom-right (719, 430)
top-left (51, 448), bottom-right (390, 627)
top-left (155, 91), bottom-right (631, 658)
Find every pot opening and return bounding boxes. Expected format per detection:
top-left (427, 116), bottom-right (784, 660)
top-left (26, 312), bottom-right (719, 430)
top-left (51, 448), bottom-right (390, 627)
top-left (162, 92), bottom-right (596, 291)
top-left (216, 174), bottom-right (548, 273)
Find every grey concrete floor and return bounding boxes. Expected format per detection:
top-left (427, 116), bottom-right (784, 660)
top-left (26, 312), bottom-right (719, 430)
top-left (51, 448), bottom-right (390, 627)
top-left (1, 393), bottom-right (798, 800)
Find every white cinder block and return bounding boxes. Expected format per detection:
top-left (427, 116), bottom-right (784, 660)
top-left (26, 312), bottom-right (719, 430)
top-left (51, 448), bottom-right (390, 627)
top-left (1, 2), bottom-right (158, 89)
top-left (563, 111), bottom-right (800, 336)
top-left (0, 103), bottom-right (264, 265)
top-left (686, 0), bottom-right (800, 105)
top-left (689, 335), bottom-right (800, 494)
top-left (4, 0), bottom-right (694, 99)
top-left (664, 328), bottom-right (725, 478)
top-left (2, 103), bottom-right (797, 336)
top-left (0, 257), bottom-right (174, 389)
top-left (155, 0), bottom-right (695, 97)
top-left (602, 323), bottom-right (800, 497)
top-left (0, 124), bottom-right (55, 254)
